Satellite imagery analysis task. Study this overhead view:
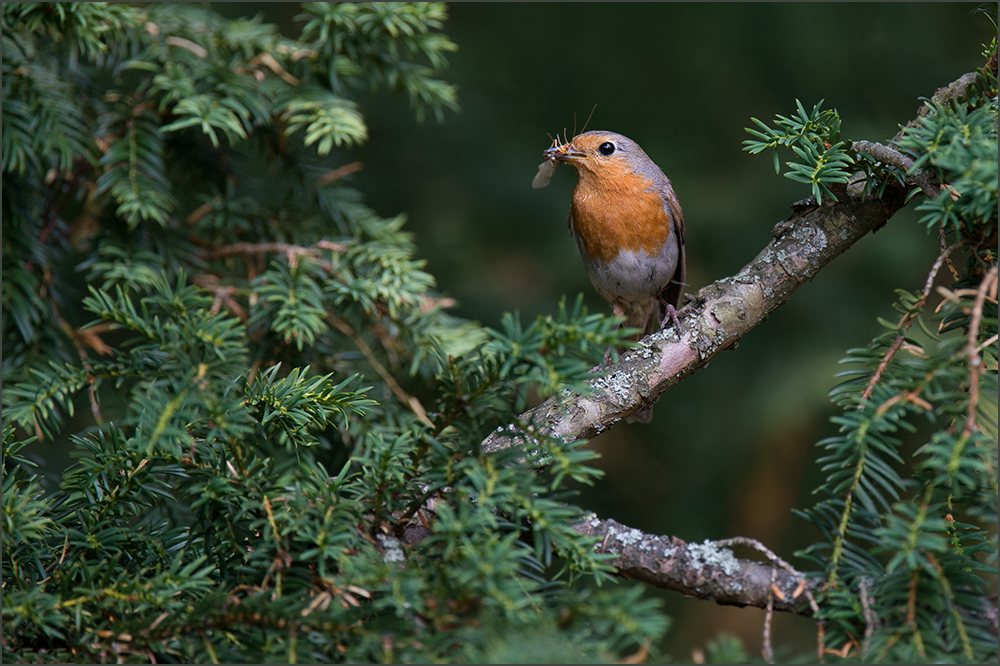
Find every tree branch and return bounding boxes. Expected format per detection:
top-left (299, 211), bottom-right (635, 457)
top-left (897, 71), bottom-right (981, 140)
top-left (573, 515), bottom-right (816, 616)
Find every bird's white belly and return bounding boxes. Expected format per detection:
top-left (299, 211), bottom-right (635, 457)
top-left (579, 236), bottom-right (679, 304)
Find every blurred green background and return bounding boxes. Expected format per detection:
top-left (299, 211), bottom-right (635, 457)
top-left (175, 2), bottom-right (1000, 659)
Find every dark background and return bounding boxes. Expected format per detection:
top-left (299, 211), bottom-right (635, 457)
top-left (162, 2), bottom-right (1000, 658)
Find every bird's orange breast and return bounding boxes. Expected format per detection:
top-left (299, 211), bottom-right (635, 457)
top-left (570, 168), bottom-right (673, 265)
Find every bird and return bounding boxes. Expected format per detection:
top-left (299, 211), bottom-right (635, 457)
top-left (535, 130), bottom-right (687, 422)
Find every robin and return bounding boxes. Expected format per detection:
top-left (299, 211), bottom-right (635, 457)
top-left (536, 130), bottom-right (686, 337)
top-left (535, 130), bottom-right (686, 422)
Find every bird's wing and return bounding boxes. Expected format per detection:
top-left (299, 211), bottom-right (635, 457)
top-left (661, 185), bottom-right (686, 309)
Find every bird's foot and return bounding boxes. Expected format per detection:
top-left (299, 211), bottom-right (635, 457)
top-left (659, 302), bottom-right (682, 332)
top-left (601, 344), bottom-right (614, 366)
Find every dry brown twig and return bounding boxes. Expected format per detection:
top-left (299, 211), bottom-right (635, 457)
top-left (963, 265), bottom-right (999, 435)
top-left (858, 239), bottom-right (964, 403)
top-left (763, 567), bottom-right (776, 663)
top-left (328, 315), bottom-right (433, 427)
top-left (207, 240), bottom-right (347, 272)
top-left (858, 576), bottom-right (877, 659)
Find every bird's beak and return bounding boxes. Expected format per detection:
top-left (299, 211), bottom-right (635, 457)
top-left (544, 143), bottom-right (586, 163)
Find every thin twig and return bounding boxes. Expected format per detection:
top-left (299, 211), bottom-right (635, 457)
top-left (858, 576), bottom-right (876, 659)
top-left (939, 225), bottom-right (961, 280)
top-left (963, 265), bottom-right (998, 435)
top-left (860, 336), bottom-right (905, 403)
top-left (893, 71), bottom-right (980, 143)
top-left (816, 621), bottom-right (826, 664)
top-left (318, 161), bottom-right (363, 186)
top-left (763, 567), bottom-right (776, 663)
top-left (328, 315), bottom-right (433, 427)
top-left (716, 535), bottom-right (823, 658)
top-left (207, 240), bottom-right (346, 272)
top-left (194, 274), bottom-right (249, 321)
top-left (859, 241), bottom-right (963, 403)
top-left (86, 381), bottom-right (102, 424)
top-left (975, 334), bottom-right (998, 356)
top-left (716, 536), bottom-right (820, 612)
top-left (851, 140), bottom-right (939, 198)
top-left (907, 568), bottom-right (926, 658)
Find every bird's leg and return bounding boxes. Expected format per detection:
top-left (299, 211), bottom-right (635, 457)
top-left (602, 302), bottom-right (628, 366)
top-left (602, 344), bottom-right (614, 366)
top-left (658, 298), bottom-right (682, 332)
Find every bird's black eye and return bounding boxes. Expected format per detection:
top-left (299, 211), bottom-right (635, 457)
top-left (598, 141), bottom-right (615, 156)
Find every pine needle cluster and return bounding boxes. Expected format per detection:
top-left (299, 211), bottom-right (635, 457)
top-left (746, 41), bottom-right (998, 662)
top-left (2, 3), bottom-right (663, 662)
